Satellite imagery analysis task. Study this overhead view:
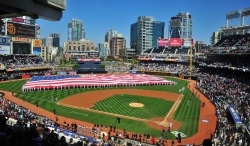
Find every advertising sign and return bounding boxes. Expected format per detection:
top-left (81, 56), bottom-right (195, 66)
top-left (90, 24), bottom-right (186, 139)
top-left (58, 72), bottom-right (67, 75)
top-left (228, 105), bottom-right (242, 124)
top-left (0, 37), bottom-right (10, 54)
top-left (12, 37), bottom-right (32, 42)
top-left (45, 72), bottom-right (51, 76)
top-left (32, 39), bottom-right (42, 55)
top-left (12, 42), bottom-right (31, 54)
top-left (184, 40), bottom-right (191, 47)
top-left (12, 17), bottom-right (35, 25)
top-left (77, 58), bottom-right (100, 62)
top-left (169, 38), bottom-right (181, 46)
top-left (158, 38), bottom-right (169, 47)
top-left (32, 39), bottom-right (42, 47)
top-left (33, 47), bottom-right (42, 55)
top-left (7, 22), bottom-right (35, 38)
top-left (152, 58), bottom-right (163, 61)
top-left (69, 71), bottom-right (76, 75)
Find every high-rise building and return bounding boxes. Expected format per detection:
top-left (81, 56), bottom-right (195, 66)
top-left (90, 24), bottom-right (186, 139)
top-left (98, 43), bottom-right (107, 57)
top-left (130, 16), bottom-right (164, 55)
top-left (105, 29), bottom-right (118, 43)
top-left (168, 12), bottom-right (192, 47)
top-left (104, 42), bottom-right (110, 56)
top-left (64, 39), bottom-right (98, 58)
top-left (130, 23), bottom-right (138, 50)
top-left (39, 37), bottom-right (46, 46)
top-left (110, 37), bottom-right (126, 58)
top-left (104, 29), bottom-right (123, 57)
top-left (68, 18), bottom-right (85, 41)
top-left (48, 33), bottom-right (60, 48)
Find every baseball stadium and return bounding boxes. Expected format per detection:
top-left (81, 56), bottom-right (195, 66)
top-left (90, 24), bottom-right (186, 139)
top-left (0, 3), bottom-right (250, 146)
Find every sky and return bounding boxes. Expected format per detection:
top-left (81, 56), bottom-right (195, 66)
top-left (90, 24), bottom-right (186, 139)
top-left (37, 0), bottom-right (250, 47)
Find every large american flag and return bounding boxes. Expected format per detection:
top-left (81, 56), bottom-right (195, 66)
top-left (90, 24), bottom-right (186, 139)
top-left (23, 74), bottom-right (176, 90)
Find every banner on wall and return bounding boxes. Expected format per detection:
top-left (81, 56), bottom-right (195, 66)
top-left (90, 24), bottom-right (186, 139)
top-left (169, 38), bottom-right (181, 46)
top-left (69, 71), bottom-right (76, 75)
top-left (57, 72), bottom-right (67, 75)
top-left (32, 39), bottom-right (42, 55)
top-left (5, 22), bottom-right (35, 38)
top-left (0, 37), bottom-right (10, 55)
top-left (33, 47), bottom-right (41, 55)
top-left (12, 37), bottom-right (32, 42)
top-left (158, 38), bottom-right (169, 47)
top-left (22, 74), bottom-right (30, 79)
top-left (32, 39), bottom-right (42, 47)
top-left (228, 105), bottom-right (242, 124)
top-left (184, 40), bottom-right (191, 47)
top-left (45, 72), bottom-right (51, 76)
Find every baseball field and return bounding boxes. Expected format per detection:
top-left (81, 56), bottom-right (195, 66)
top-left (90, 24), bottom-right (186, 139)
top-left (0, 77), bottom-right (201, 140)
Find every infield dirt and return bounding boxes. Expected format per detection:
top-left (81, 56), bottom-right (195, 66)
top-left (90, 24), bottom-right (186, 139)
top-left (0, 80), bottom-right (217, 145)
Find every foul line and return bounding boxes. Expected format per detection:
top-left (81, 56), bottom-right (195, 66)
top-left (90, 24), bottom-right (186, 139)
top-left (58, 102), bottom-right (153, 123)
top-left (58, 95), bottom-right (183, 126)
top-left (163, 94), bottom-right (183, 123)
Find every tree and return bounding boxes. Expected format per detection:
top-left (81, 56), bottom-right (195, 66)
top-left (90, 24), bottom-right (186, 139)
top-left (99, 63), bottom-right (106, 69)
top-left (60, 55), bottom-right (67, 65)
top-left (106, 56), bottom-right (115, 61)
top-left (72, 64), bottom-right (79, 70)
top-left (60, 58), bottom-right (63, 64)
top-left (51, 56), bottom-right (55, 63)
top-left (130, 59), bottom-right (138, 64)
top-left (100, 57), bottom-right (105, 61)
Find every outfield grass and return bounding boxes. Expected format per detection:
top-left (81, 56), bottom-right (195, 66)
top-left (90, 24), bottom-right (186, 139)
top-left (91, 94), bottom-right (174, 119)
top-left (0, 77), bottom-right (200, 139)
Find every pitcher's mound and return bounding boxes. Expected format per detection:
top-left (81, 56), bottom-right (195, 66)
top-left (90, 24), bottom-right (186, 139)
top-left (129, 103), bottom-right (144, 107)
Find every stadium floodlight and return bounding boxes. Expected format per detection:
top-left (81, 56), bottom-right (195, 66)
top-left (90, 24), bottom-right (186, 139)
top-left (242, 7), bottom-right (250, 16)
top-left (226, 10), bottom-right (240, 20)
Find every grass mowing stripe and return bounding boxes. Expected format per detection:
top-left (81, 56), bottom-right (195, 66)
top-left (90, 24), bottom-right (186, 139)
top-left (0, 78), bottom-right (199, 139)
top-left (94, 94), bottom-right (171, 119)
top-left (105, 96), bottom-right (123, 115)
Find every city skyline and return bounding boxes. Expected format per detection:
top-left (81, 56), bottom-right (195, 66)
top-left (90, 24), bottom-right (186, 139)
top-left (37, 0), bottom-right (250, 47)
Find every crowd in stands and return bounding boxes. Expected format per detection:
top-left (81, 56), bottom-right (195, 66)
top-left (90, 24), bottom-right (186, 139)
top-left (133, 58), bottom-right (250, 145)
top-left (235, 35), bottom-right (250, 47)
top-left (0, 92), bottom-right (178, 146)
top-left (104, 61), bottom-right (131, 73)
top-left (0, 55), bottom-right (51, 70)
top-left (141, 47), bottom-right (193, 55)
top-left (0, 43), bottom-right (249, 145)
top-left (209, 34), bottom-right (250, 53)
top-left (207, 47), bottom-right (250, 54)
top-left (0, 94), bottom-right (99, 146)
top-left (213, 34), bottom-right (250, 48)
top-left (199, 54), bottom-right (250, 71)
top-left (133, 62), bottom-right (199, 76)
top-left (196, 71), bottom-right (250, 145)
top-left (0, 70), bottom-right (51, 81)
